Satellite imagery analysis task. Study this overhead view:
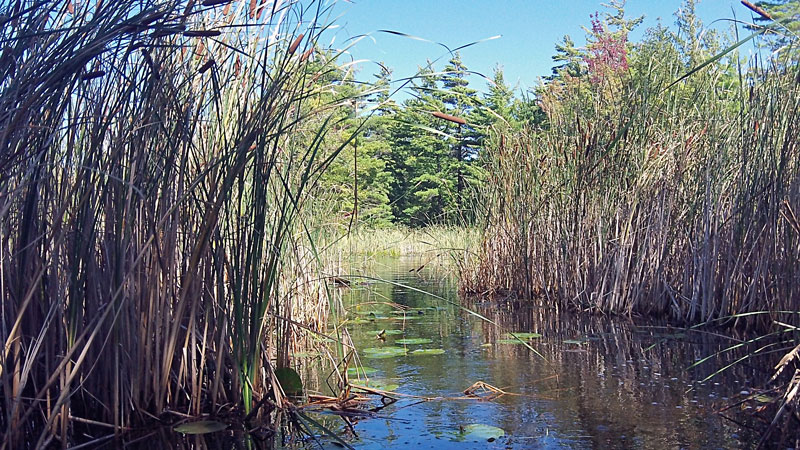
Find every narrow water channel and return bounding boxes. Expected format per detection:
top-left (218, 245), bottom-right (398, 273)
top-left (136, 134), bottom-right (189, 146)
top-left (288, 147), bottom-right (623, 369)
top-left (299, 256), bottom-right (769, 449)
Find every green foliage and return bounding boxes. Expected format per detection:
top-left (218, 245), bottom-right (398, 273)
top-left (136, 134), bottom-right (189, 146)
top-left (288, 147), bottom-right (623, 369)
top-left (752, 0), bottom-right (800, 50)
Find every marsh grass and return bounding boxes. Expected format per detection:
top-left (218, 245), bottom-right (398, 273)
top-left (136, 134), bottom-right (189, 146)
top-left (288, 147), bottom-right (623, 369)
top-left (0, 0), bottom-right (364, 446)
top-left (315, 225), bottom-right (478, 278)
top-left (464, 18), bottom-right (800, 444)
top-left (464, 51), bottom-right (800, 330)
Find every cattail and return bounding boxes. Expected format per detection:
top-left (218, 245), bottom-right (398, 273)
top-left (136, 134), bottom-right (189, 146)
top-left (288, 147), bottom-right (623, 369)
top-left (223, 1), bottom-right (232, 15)
top-left (289, 34), bottom-right (304, 55)
top-left (198, 59), bottom-right (214, 74)
top-left (183, 29), bottom-right (221, 38)
top-left (80, 70), bottom-right (105, 81)
top-left (150, 26), bottom-right (185, 38)
top-left (66, 1), bottom-right (74, 14)
top-left (741, 0), bottom-right (773, 20)
top-left (432, 111), bottom-right (466, 125)
top-left (234, 55), bottom-right (241, 77)
top-left (249, 0), bottom-right (258, 18)
top-left (300, 48), bottom-right (313, 62)
top-left (141, 10), bottom-right (166, 26)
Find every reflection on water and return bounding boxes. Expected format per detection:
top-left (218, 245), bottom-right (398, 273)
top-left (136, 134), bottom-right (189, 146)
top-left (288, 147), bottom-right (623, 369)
top-left (296, 256), bottom-right (769, 449)
top-left (137, 257), bottom-right (770, 448)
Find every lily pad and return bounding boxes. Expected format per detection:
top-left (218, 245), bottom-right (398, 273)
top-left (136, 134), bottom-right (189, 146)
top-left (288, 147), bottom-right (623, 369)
top-left (563, 339), bottom-right (587, 345)
top-left (463, 424), bottom-right (505, 440)
top-left (174, 420), bottom-right (228, 435)
top-left (396, 338), bottom-right (433, 345)
top-left (755, 394), bottom-right (774, 403)
top-left (498, 339), bottom-right (535, 345)
top-left (346, 366), bottom-right (379, 377)
top-left (274, 367), bottom-right (303, 396)
top-left (362, 346), bottom-right (407, 359)
top-left (503, 332), bottom-right (542, 340)
top-left (372, 329), bottom-right (403, 336)
top-left (392, 316), bottom-right (422, 321)
top-left (411, 348), bottom-right (445, 356)
top-left (354, 379), bottom-right (400, 392)
top-left (449, 424), bottom-right (506, 442)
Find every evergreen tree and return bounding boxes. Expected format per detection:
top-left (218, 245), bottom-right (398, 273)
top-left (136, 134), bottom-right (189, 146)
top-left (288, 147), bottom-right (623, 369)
top-left (549, 35), bottom-right (585, 79)
top-left (751, 0), bottom-right (800, 51)
top-left (434, 53), bottom-right (482, 221)
top-left (482, 66), bottom-right (515, 123)
top-left (385, 65), bottom-right (452, 225)
top-left (312, 61), bottom-right (395, 228)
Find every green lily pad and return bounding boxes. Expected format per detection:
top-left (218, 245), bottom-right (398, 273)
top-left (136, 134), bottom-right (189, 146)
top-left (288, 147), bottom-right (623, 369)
top-left (362, 346), bottom-right (407, 359)
top-left (372, 329), bottom-right (404, 336)
top-left (392, 316), bottom-right (422, 321)
top-left (461, 424), bottom-right (505, 441)
top-left (354, 379), bottom-right (400, 392)
top-left (411, 348), bottom-right (445, 356)
top-left (497, 339), bottom-right (534, 345)
top-left (348, 319), bottom-right (371, 325)
top-left (346, 366), bottom-right (379, 377)
top-left (274, 367), bottom-right (303, 396)
top-left (355, 310), bottom-right (383, 316)
top-left (173, 420), bottom-right (228, 435)
top-left (503, 332), bottom-right (542, 340)
top-left (563, 339), bottom-right (586, 345)
top-left (755, 394), bottom-right (774, 403)
top-left (396, 338), bottom-right (433, 345)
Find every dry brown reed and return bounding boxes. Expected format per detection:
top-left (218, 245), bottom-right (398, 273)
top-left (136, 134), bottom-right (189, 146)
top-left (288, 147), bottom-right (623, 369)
top-left (463, 56), bottom-right (800, 332)
top-left (0, 0), bottom-right (354, 446)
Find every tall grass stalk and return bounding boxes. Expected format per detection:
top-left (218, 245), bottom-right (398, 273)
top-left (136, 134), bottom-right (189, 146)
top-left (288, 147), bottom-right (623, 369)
top-left (463, 35), bottom-right (800, 442)
top-left (0, 0), bottom-right (355, 446)
top-left (464, 49), bottom-right (800, 330)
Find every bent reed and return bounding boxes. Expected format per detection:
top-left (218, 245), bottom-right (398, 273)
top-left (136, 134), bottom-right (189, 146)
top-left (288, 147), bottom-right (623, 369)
top-left (0, 0), bottom-right (355, 447)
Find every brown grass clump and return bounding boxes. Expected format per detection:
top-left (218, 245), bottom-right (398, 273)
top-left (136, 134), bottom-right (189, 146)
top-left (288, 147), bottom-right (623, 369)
top-left (463, 53), bottom-right (800, 331)
top-left (0, 0), bottom-right (355, 447)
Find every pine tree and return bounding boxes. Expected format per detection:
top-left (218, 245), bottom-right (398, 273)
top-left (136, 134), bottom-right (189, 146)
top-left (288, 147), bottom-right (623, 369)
top-left (434, 53), bottom-right (482, 221)
top-left (751, 0), bottom-right (800, 51)
top-left (549, 35), bottom-right (585, 79)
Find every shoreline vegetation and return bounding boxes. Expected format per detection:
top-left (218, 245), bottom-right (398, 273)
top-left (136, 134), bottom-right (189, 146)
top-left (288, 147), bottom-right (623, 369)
top-left (0, 1), bottom-right (353, 446)
top-left (1, 0), bottom-right (799, 447)
top-left (320, 226), bottom-right (479, 281)
top-left (459, 3), bottom-right (800, 444)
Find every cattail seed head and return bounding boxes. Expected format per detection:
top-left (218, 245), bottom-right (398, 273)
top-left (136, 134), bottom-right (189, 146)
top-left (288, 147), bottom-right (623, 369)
top-left (432, 111), bottom-right (466, 125)
top-left (289, 34), bottom-right (304, 55)
top-left (183, 29), bottom-right (221, 38)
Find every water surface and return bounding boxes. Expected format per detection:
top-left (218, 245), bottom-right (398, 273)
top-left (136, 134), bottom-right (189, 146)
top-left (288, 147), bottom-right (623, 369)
top-left (294, 256), bottom-right (770, 449)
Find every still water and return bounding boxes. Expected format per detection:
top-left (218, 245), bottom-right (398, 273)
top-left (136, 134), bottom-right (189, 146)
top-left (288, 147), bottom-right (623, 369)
top-left (297, 256), bottom-right (768, 449)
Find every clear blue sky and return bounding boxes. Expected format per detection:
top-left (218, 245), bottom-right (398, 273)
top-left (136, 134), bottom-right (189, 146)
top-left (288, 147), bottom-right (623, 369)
top-left (321, 0), bottom-right (761, 95)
